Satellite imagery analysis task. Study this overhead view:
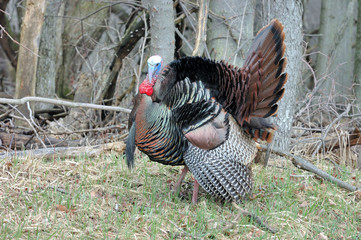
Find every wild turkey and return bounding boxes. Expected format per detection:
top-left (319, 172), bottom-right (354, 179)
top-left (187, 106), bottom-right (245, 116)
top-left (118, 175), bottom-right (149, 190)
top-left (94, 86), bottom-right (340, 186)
top-left (126, 19), bottom-right (287, 203)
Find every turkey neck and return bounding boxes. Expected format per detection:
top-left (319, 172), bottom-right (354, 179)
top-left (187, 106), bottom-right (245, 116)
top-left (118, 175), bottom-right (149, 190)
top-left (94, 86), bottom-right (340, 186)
top-left (134, 94), bottom-right (188, 166)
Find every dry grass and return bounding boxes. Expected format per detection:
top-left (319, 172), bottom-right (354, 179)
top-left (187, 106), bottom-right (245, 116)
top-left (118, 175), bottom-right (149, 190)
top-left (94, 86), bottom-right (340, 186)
top-left (0, 151), bottom-right (360, 239)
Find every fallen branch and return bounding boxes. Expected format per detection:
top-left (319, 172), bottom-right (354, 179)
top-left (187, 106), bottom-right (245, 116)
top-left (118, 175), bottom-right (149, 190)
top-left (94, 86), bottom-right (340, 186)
top-left (232, 202), bottom-right (278, 234)
top-left (0, 141), bottom-right (126, 160)
top-left (0, 96), bottom-right (131, 113)
top-left (260, 144), bottom-right (358, 192)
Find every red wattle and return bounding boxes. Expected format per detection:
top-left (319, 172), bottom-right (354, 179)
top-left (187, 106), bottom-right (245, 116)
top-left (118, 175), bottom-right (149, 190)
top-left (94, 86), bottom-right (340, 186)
top-left (139, 81), bottom-right (154, 96)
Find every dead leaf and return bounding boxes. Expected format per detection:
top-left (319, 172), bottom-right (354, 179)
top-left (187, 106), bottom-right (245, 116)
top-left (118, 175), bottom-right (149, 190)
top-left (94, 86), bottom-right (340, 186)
top-left (329, 199), bottom-right (336, 206)
top-left (91, 189), bottom-right (106, 199)
top-left (5, 162), bottom-right (12, 170)
top-left (355, 190), bottom-right (361, 201)
top-left (299, 201), bottom-right (309, 208)
top-left (299, 184), bottom-right (313, 191)
top-left (56, 204), bottom-right (68, 212)
top-left (318, 232), bottom-right (328, 240)
top-left (254, 229), bottom-right (263, 237)
top-left (55, 204), bottom-right (75, 213)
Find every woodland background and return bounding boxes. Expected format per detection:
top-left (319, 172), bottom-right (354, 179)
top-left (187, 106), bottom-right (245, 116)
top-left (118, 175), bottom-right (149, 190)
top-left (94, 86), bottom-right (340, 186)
top-left (0, 0), bottom-right (360, 166)
top-left (0, 0), bottom-right (360, 238)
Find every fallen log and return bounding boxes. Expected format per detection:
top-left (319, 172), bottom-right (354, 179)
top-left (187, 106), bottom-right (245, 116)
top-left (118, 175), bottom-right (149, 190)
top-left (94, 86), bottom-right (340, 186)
top-left (0, 141), bottom-right (126, 160)
top-left (0, 131), bottom-right (80, 150)
top-left (260, 144), bottom-right (359, 192)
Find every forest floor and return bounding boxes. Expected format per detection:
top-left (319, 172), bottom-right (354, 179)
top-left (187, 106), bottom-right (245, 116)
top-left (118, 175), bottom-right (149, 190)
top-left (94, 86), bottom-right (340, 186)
top-left (0, 151), bottom-right (360, 239)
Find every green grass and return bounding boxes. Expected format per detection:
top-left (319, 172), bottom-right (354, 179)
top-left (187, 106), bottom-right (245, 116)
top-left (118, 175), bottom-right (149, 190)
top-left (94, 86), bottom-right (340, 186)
top-left (0, 152), bottom-right (360, 239)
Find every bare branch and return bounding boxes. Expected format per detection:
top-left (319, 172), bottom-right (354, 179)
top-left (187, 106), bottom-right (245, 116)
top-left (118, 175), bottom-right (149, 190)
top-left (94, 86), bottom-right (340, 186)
top-left (0, 24), bottom-right (39, 57)
top-left (175, 28), bottom-right (193, 52)
top-left (311, 104), bottom-right (351, 157)
top-left (232, 202), bottom-right (278, 234)
top-left (9, 104), bottom-right (47, 149)
top-left (192, 0), bottom-right (209, 56)
top-left (260, 144), bottom-right (358, 192)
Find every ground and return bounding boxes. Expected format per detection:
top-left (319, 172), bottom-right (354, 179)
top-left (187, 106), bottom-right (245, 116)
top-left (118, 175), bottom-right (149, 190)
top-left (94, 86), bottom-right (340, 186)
top-left (0, 151), bottom-right (360, 239)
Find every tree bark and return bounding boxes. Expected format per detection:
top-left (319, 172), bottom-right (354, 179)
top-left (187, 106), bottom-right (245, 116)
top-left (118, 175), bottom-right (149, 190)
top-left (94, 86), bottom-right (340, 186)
top-left (0, 0), bottom-right (18, 68)
top-left (35, 0), bottom-right (64, 112)
top-left (59, 0), bottom-right (109, 98)
top-left (146, 0), bottom-right (175, 65)
top-left (316, 0), bottom-right (356, 104)
top-left (207, 0), bottom-right (254, 66)
top-left (268, 0), bottom-right (303, 151)
top-left (354, 0), bottom-right (361, 105)
top-left (15, 0), bottom-right (46, 125)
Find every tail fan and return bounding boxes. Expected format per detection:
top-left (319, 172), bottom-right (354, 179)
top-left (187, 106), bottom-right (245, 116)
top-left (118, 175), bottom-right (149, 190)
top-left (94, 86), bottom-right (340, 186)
top-left (238, 19), bottom-right (288, 142)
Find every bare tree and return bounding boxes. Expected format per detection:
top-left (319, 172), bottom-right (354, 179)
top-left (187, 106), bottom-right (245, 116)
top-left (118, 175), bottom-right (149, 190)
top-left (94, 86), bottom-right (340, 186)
top-left (207, 0), bottom-right (254, 66)
top-left (316, 0), bottom-right (356, 104)
top-left (354, 0), bottom-right (361, 105)
top-left (36, 0), bottom-right (64, 111)
top-left (267, 0), bottom-right (303, 151)
top-left (146, 0), bottom-right (175, 65)
top-left (15, 0), bottom-right (46, 124)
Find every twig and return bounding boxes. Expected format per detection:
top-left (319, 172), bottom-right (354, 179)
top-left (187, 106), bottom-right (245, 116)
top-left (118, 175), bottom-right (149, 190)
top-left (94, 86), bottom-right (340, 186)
top-left (312, 104), bottom-right (351, 157)
top-left (0, 96), bottom-right (131, 113)
top-left (232, 0), bottom-right (248, 65)
top-left (232, 202), bottom-right (278, 233)
top-left (169, 220), bottom-right (203, 239)
top-left (0, 108), bottom-right (12, 120)
top-left (47, 186), bottom-right (69, 194)
top-left (260, 144), bottom-right (358, 192)
top-left (175, 28), bottom-right (193, 52)
top-left (9, 104), bottom-right (47, 149)
top-left (47, 125), bottom-right (126, 135)
top-left (0, 24), bottom-right (40, 57)
top-left (192, 0), bottom-right (209, 56)
top-left (179, 2), bottom-right (197, 32)
top-left (136, 12), bottom-right (148, 94)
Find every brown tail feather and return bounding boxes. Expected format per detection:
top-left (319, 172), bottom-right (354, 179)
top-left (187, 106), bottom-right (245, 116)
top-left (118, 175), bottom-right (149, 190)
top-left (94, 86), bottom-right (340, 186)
top-left (242, 117), bottom-right (276, 143)
top-left (238, 19), bottom-right (287, 142)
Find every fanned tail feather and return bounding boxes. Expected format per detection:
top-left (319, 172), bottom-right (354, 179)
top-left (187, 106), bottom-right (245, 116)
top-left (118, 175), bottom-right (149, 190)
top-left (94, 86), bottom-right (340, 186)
top-left (240, 19), bottom-right (288, 142)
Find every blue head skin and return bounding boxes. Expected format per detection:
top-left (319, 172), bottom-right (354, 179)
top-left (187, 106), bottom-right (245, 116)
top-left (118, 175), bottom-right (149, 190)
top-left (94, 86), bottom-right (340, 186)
top-left (147, 55), bottom-right (163, 84)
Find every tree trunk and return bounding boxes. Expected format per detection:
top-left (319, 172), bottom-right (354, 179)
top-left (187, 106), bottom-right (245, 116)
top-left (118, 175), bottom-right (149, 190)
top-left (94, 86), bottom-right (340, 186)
top-left (35, 0), bottom-right (64, 112)
top-left (268, 0), bottom-right (303, 151)
top-left (15, 0), bottom-right (46, 124)
top-left (207, 0), bottom-right (254, 67)
top-left (59, 0), bottom-right (109, 98)
top-left (316, 0), bottom-right (356, 104)
top-left (0, 0), bottom-right (18, 68)
top-left (354, 0), bottom-right (361, 105)
top-left (147, 0), bottom-right (175, 65)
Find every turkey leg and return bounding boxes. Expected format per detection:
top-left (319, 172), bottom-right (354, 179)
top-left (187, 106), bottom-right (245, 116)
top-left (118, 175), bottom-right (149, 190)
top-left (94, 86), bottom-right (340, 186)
top-left (173, 166), bottom-right (200, 204)
top-left (173, 166), bottom-right (189, 192)
top-left (192, 180), bottom-right (199, 204)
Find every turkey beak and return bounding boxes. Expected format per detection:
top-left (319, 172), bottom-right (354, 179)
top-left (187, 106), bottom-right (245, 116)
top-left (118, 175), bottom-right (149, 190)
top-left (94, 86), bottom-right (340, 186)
top-left (148, 64), bottom-right (156, 84)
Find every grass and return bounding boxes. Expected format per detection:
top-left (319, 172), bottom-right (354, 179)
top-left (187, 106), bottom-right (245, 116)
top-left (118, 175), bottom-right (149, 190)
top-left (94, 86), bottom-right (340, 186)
top-left (0, 151), bottom-right (360, 239)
